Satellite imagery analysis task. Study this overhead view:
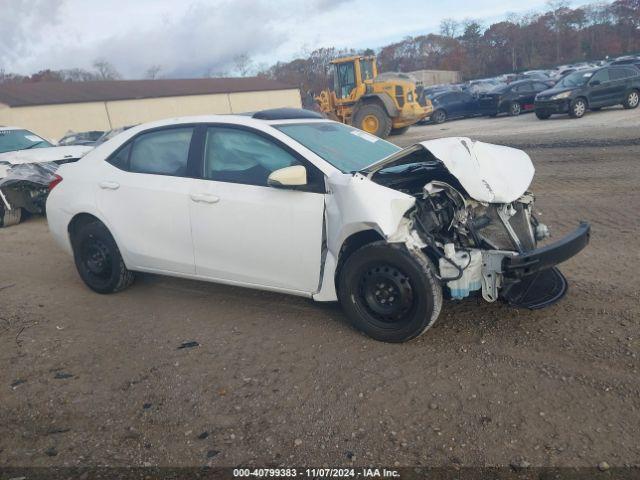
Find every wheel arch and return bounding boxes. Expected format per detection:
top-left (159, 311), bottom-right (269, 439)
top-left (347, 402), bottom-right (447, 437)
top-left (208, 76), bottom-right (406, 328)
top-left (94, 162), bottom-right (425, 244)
top-left (575, 95), bottom-right (589, 107)
top-left (358, 93), bottom-right (399, 118)
top-left (67, 211), bottom-right (133, 268)
top-left (68, 212), bottom-right (103, 240)
top-left (334, 229), bottom-right (385, 290)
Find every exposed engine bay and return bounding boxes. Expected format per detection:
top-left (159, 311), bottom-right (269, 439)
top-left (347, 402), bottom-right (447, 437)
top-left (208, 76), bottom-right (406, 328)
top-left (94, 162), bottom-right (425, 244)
top-left (364, 138), bottom-right (590, 309)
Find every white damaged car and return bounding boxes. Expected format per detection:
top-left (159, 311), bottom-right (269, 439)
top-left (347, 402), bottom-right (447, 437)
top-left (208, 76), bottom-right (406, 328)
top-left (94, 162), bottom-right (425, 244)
top-left (0, 127), bottom-right (92, 227)
top-left (46, 109), bottom-right (590, 342)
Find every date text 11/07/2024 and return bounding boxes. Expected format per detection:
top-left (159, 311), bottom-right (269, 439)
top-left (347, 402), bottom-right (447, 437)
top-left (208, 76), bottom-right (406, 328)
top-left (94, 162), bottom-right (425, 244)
top-left (232, 468), bottom-right (400, 478)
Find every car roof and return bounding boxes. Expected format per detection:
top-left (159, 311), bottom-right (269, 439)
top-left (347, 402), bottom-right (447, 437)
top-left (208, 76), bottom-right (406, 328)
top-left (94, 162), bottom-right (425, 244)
top-left (509, 79), bottom-right (535, 86)
top-left (109, 110), bottom-right (332, 137)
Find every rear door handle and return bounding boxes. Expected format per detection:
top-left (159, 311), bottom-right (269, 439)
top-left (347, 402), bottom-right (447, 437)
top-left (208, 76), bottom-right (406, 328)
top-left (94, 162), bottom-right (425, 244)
top-left (99, 181), bottom-right (120, 190)
top-left (190, 193), bottom-right (220, 204)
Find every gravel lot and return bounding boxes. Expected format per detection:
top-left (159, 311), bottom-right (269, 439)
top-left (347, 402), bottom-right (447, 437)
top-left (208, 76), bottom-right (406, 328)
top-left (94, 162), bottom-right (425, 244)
top-left (1, 107), bottom-right (639, 468)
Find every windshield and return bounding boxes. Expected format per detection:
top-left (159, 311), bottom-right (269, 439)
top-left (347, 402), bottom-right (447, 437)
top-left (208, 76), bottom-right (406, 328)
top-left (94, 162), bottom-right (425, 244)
top-left (0, 129), bottom-right (52, 154)
top-left (274, 122), bottom-right (400, 173)
top-left (557, 70), bottom-right (593, 88)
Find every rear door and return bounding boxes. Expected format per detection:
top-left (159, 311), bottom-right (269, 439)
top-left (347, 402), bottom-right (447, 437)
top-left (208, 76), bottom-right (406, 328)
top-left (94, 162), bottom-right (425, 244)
top-left (606, 68), bottom-right (627, 103)
top-left (96, 127), bottom-right (196, 274)
top-left (188, 125), bottom-right (326, 293)
top-left (609, 68), bottom-right (636, 103)
top-left (587, 69), bottom-right (611, 106)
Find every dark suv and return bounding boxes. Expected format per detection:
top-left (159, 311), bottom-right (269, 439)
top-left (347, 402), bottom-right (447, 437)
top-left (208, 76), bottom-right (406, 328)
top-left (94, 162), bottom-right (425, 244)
top-left (534, 66), bottom-right (640, 119)
top-left (477, 80), bottom-right (552, 117)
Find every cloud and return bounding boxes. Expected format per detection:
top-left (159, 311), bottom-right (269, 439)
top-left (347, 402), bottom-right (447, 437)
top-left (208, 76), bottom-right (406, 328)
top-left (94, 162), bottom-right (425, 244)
top-left (1, 0), bottom-right (593, 78)
top-left (0, 0), bottom-right (67, 65)
top-left (3, 0), bottom-right (359, 78)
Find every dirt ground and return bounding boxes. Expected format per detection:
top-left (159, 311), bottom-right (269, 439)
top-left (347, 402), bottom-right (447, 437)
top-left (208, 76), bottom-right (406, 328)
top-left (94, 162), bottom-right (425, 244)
top-left (1, 107), bottom-right (639, 469)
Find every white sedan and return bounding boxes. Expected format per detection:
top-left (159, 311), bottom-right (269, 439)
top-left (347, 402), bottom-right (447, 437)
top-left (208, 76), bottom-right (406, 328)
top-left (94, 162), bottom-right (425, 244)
top-left (46, 109), bottom-right (590, 342)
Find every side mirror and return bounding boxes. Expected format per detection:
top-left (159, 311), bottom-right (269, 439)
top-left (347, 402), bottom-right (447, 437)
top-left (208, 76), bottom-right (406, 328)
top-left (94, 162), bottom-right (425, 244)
top-left (590, 80), bottom-right (601, 86)
top-left (267, 165), bottom-right (307, 188)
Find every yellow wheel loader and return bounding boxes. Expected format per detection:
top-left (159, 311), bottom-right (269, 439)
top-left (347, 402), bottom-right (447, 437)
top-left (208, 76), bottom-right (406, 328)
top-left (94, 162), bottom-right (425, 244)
top-left (316, 55), bottom-right (432, 137)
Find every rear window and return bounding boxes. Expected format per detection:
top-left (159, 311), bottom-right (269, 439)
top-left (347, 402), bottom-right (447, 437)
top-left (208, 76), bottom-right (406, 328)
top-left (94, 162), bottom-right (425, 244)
top-left (610, 68), bottom-right (638, 80)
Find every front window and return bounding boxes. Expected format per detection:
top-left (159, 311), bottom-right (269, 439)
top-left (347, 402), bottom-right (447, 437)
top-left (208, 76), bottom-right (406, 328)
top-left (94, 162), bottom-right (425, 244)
top-left (334, 62), bottom-right (356, 99)
top-left (557, 71), bottom-right (593, 88)
top-left (275, 122), bottom-right (400, 173)
top-left (204, 127), bottom-right (301, 186)
top-left (0, 129), bottom-right (51, 153)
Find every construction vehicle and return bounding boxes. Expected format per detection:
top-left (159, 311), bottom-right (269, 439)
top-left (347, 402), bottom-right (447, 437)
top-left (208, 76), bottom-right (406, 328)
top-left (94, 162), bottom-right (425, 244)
top-left (316, 55), bottom-right (432, 137)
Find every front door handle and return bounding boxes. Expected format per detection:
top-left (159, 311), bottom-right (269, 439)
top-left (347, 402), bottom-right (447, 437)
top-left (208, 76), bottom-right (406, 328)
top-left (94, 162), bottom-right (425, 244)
top-left (190, 193), bottom-right (220, 204)
top-left (99, 181), bottom-right (120, 190)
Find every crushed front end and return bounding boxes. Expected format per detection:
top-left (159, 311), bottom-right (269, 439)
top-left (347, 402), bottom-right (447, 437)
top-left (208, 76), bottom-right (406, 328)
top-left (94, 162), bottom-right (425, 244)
top-left (365, 137), bottom-right (590, 309)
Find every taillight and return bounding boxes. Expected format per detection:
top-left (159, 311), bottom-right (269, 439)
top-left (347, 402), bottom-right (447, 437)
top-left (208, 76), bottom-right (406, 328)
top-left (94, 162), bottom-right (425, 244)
top-left (49, 174), bottom-right (63, 192)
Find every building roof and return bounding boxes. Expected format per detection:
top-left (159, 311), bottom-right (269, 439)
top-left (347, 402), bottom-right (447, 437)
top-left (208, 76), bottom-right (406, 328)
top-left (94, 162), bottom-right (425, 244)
top-left (0, 77), bottom-right (296, 108)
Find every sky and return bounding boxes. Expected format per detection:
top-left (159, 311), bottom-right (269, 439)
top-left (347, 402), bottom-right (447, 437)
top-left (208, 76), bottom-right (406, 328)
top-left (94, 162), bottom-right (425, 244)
top-left (0, 0), bottom-right (593, 79)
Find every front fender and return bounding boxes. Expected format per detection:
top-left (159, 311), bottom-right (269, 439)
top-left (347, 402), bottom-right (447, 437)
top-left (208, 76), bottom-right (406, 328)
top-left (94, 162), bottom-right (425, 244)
top-left (325, 172), bottom-right (415, 256)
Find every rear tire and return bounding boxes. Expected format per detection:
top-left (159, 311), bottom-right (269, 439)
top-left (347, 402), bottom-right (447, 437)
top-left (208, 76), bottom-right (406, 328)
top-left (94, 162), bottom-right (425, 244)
top-left (71, 221), bottom-right (135, 294)
top-left (0, 205), bottom-right (22, 228)
top-left (623, 89), bottom-right (639, 109)
top-left (390, 126), bottom-right (410, 135)
top-left (569, 97), bottom-right (587, 118)
top-left (338, 242), bottom-right (442, 343)
top-left (509, 101), bottom-right (521, 116)
top-left (352, 103), bottom-right (392, 138)
top-left (431, 109), bottom-right (447, 124)
top-left (535, 111), bottom-right (551, 120)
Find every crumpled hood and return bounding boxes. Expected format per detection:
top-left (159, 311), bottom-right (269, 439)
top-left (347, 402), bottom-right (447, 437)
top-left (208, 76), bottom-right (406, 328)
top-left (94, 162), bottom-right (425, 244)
top-left (0, 145), bottom-right (93, 166)
top-left (363, 137), bottom-right (535, 204)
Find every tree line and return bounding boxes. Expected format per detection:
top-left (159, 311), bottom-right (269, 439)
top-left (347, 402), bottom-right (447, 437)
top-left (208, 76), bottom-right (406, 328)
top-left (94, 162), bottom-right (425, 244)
top-left (259, 0), bottom-right (639, 95)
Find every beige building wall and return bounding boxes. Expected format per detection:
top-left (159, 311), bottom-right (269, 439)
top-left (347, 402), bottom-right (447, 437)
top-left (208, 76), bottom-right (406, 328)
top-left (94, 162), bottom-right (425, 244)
top-left (227, 89), bottom-right (301, 113)
top-left (0, 88), bottom-right (301, 140)
top-left (0, 101), bottom-right (112, 141)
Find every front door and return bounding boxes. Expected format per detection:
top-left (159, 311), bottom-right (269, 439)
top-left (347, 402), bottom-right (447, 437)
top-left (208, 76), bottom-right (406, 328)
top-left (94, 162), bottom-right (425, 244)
top-left (189, 126), bottom-right (326, 293)
top-left (95, 127), bottom-right (196, 274)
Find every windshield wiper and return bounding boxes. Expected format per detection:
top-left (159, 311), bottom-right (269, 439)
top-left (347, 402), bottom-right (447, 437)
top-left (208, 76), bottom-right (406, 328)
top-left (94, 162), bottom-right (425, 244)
top-left (22, 141), bottom-right (47, 150)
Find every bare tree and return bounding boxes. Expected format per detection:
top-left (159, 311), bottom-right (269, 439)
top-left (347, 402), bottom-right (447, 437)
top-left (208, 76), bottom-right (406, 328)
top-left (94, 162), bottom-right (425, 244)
top-left (440, 18), bottom-right (460, 38)
top-left (92, 59), bottom-right (121, 80)
top-left (232, 53), bottom-right (254, 77)
top-left (145, 65), bottom-right (162, 79)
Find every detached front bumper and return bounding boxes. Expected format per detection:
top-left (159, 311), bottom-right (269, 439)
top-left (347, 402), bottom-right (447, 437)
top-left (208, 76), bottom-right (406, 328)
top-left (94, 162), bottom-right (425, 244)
top-left (503, 222), bottom-right (591, 278)
top-left (500, 222), bottom-right (590, 309)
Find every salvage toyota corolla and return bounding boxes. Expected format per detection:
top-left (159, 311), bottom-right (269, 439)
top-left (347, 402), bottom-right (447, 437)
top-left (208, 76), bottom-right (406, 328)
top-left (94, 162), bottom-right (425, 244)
top-left (46, 108), bottom-right (590, 343)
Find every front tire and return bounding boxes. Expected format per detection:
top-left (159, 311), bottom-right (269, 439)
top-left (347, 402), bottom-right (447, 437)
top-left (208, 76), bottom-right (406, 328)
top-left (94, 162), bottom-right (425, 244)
top-left (623, 89), bottom-right (639, 109)
top-left (569, 98), bottom-right (587, 118)
top-left (71, 221), bottom-right (135, 294)
top-left (0, 206), bottom-right (22, 228)
top-left (352, 103), bottom-right (392, 138)
top-left (431, 109), bottom-right (447, 124)
top-left (338, 242), bottom-right (442, 343)
top-left (509, 101), bottom-right (521, 116)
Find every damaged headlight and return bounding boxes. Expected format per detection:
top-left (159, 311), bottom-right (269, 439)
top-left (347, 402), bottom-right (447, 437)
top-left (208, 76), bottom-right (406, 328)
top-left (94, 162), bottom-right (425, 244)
top-left (551, 90), bottom-right (573, 100)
